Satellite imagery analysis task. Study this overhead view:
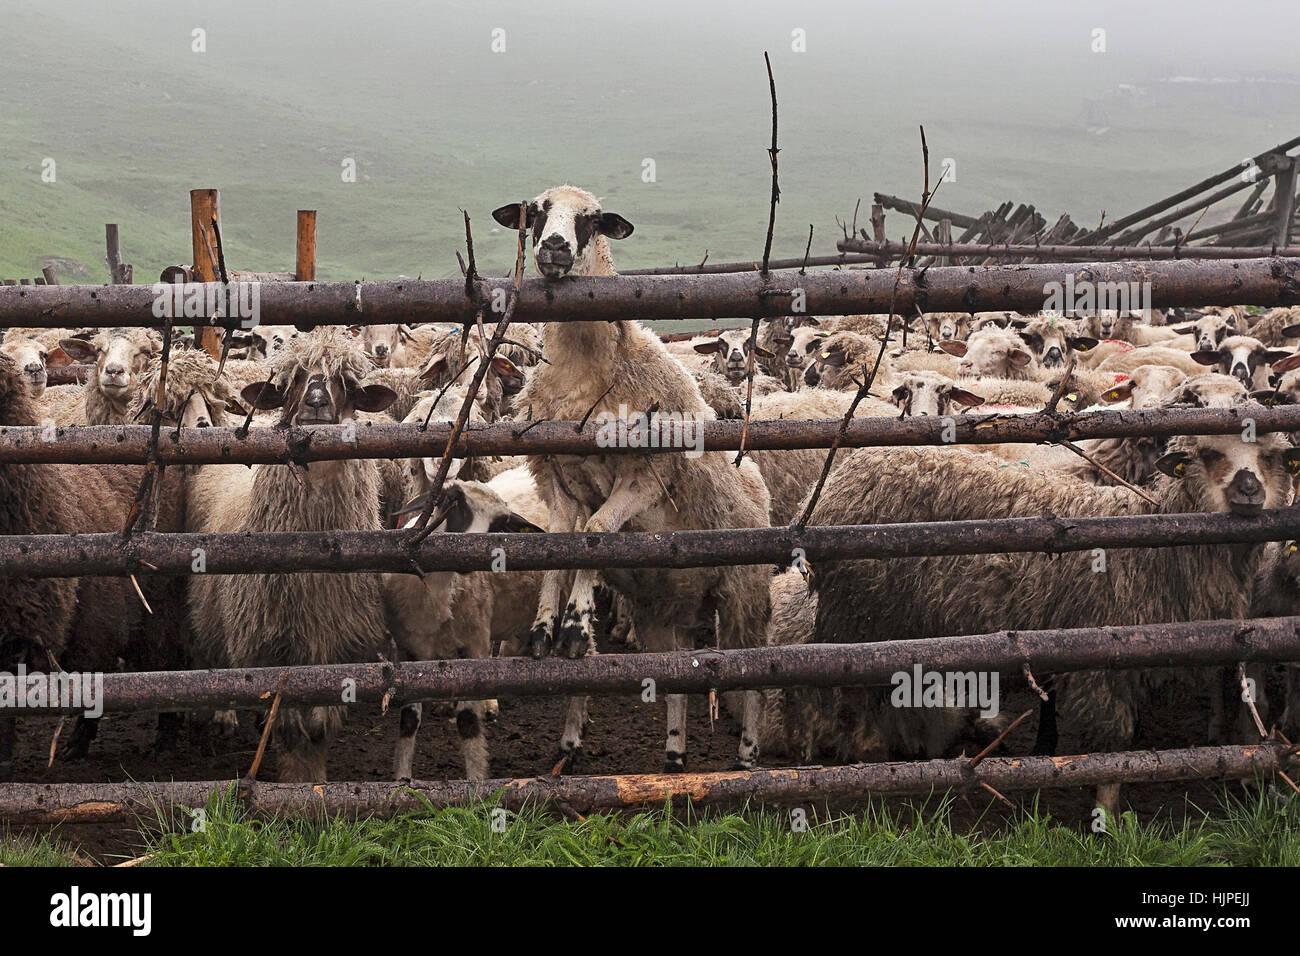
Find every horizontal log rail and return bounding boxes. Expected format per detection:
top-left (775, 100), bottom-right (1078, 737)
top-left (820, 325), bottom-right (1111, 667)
top-left (1, 743), bottom-right (1291, 823)
top-left (836, 238), bottom-right (1300, 261)
top-left (7, 616), bottom-right (1297, 716)
top-left (1, 257), bottom-right (1297, 328)
top-left (1, 509), bottom-right (1299, 577)
top-left (0, 404), bottom-right (1296, 465)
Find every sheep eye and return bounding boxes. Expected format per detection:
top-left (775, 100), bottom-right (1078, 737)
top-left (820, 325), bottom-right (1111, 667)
top-left (1200, 450), bottom-right (1224, 465)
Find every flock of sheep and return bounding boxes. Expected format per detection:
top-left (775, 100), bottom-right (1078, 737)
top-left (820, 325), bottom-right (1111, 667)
top-left (2, 182), bottom-right (1299, 816)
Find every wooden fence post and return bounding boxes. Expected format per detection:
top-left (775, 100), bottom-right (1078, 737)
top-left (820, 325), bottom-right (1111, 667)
top-left (1274, 158), bottom-right (1298, 248)
top-left (296, 210), bottom-right (317, 281)
top-left (189, 189), bottom-right (223, 359)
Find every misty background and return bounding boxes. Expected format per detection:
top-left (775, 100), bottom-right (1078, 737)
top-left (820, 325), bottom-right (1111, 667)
top-left (0, 0), bottom-right (1296, 283)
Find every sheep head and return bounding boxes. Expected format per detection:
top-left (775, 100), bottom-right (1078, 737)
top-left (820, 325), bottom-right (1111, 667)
top-left (492, 185), bottom-right (634, 280)
top-left (240, 328), bottom-right (397, 426)
top-left (1156, 432), bottom-right (1299, 517)
top-left (133, 349), bottom-right (245, 428)
top-left (0, 335), bottom-right (49, 396)
top-left (889, 372), bottom-right (984, 417)
top-left (59, 328), bottom-right (160, 402)
top-left (694, 328), bottom-right (774, 384)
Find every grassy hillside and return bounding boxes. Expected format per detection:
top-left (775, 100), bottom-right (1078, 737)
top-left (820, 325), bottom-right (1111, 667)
top-left (0, 0), bottom-right (1292, 286)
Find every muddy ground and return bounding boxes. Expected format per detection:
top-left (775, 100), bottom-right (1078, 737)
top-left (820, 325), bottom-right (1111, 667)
top-left (7, 629), bottom-right (1288, 863)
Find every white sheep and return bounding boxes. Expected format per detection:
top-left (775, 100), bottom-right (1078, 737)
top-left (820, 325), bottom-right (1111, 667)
top-left (492, 184), bottom-right (771, 771)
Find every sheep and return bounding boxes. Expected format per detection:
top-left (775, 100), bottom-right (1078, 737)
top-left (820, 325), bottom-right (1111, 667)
top-left (922, 312), bottom-right (971, 343)
top-left (888, 371), bottom-right (985, 417)
top-left (747, 387), bottom-right (896, 525)
top-left (1097, 365), bottom-right (1187, 410)
top-left (1172, 312), bottom-right (1237, 354)
top-left (888, 347), bottom-right (962, 378)
top-left (492, 184), bottom-right (772, 771)
top-left (802, 330), bottom-right (887, 390)
top-left (1190, 335), bottom-right (1293, 391)
top-left (185, 329), bottom-right (399, 781)
top-left (939, 325), bottom-right (1038, 380)
top-left (693, 328), bottom-right (774, 385)
top-left (44, 328), bottom-right (161, 425)
top-left (1077, 310), bottom-right (1179, 345)
top-left (0, 332), bottom-right (49, 396)
top-left (1076, 338), bottom-right (1138, 369)
top-left (1012, 315), bottom-right (1095, 371)
top-left (1098, 345), bottom-right (1208, 379)
top-left (384, 476), bottom-right (545, 780)
top-left (1165, 373), bottom-right (1248, 409)
top-left (350, 323), bottom-right (410, 368)
top-left (774, 327), bottom-right (826, 390)
top-left (1244, 306), bottom-right (1300, 348)
top-left (1252, 541), bottom-right (1300, 740)
top-left (962, 377), bottom-right (1050, 410)
top-left (791, 431), bottom-right (1298, 815)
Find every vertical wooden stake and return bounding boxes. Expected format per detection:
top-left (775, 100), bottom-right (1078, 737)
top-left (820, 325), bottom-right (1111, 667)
top-left (190, 189), bottom-right (223, 360)
top-left (1274, 160), bottom-right (1298, 248)
top-left (296, 210), bottom-right (317, 281)
top-left (41, 266), bottom-right (59, 286)
top-left (870, 203), bottom-right (887, 268)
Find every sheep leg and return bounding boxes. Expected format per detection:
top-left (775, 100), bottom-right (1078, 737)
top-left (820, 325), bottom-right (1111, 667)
top-left (394, 701), bottom-right (422, 781)
top-left (1095, 783), bottom-right (1122, 826)
top-left (555, 473), bottom-right (660, 660)
top-left (558, 695), bottom-right (589, 769)
top-left (527, 482), bottom-right (581, 659)
top-left (62, 714), bottom-right (99, 760)
top-left (665, 694), bottom-right (688, 771)
top-left (735, 691), bottom-right (762, 770)
top-left (455, 700), bottom-right (488, 780)
top-left (0, 716), bottom-right (14, 782)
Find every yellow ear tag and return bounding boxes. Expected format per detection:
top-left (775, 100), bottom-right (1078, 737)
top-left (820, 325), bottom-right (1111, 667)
top-left (1174, 461), bottom-right (1186, 477)
top-left (1066, 392), bottom-right (1078, 402)
top-left (1289, 544), bottom-right (1298, 554)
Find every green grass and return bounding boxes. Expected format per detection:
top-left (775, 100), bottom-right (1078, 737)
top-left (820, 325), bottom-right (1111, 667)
top-left (0, 827), bottom-right (85, 867)
top-left (48, 785), bottom-right (1285, 867)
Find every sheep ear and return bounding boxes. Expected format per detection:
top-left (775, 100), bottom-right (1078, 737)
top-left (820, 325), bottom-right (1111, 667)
top-left (796, 316), bottom-right (821, 327)
top-left (820, 349), bottom-right (847, 367)
top-left (1155, 451), bottom-right (1192, 479)
top-left (1190, 350), bottom-right (1223, 366)
top-left (1068, 336), bottom-right (1099, 352)
top-left (1102, 382), bottom-right (1133, 403)
top-left (1250, 390), bottom-right (1282, 406)
top-left (419, 354), bottom-right (448, 383)
top-left (488, 511), bottom-right (545, 534)
top-left (1264, 350), bottom-right (1299, 370)
top-left (489, 354), bottom-right (524, 381)
top-left (693, 339), bottom-right (724, 354)
top-left (752, 343), bottom-right (775, 359)
top-left (598, 212), bottom-right (634, 240)
top-left (1285, 447), bottom-right (1300, 478)
top-left (937, 340), bottom-right (967, 357)
top-left (889, 384), bottom-right (909, 404)
top-left (398, 325), bottom-right (415, 343)
top-left (58, 338), bottom-right (99, 363)
top-left (225, 397), bottom-right (249, 416)
top-left (1171, 324), bottom-right (1197, 335)
top-left (352, 383), bottom-right (398, 413)
top-left (492, 202), bottom-right (533, 230)
top-left (948, 388), bottom-right (985, 407)
top-left (1009, 318), bottom-right (1029, 329)
top-left (46, 346), bottom-right (73, 369)
top-left (1008, 350), bottom-right (1032, 367)
top-left (241, 381), bottom-right (287, 410)
top-left (1281, 324), bottom-right (1300, 339)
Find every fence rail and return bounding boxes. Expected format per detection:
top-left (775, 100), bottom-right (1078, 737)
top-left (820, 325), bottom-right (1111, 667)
top-left (8, 616), bottom-right (1297, 715)
top-left (1, 256), bottom-right (1297, 329)
top-left (2, 509), bottom-right (1299, 577)
top-left (1, 743), bottom-right (1291, 824)
top-left (0, 404), bottom-right (1294, 465)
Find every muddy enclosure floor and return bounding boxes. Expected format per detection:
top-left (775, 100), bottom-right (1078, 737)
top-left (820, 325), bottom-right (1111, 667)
top-left (8, 625), bottom-right (1289, 863)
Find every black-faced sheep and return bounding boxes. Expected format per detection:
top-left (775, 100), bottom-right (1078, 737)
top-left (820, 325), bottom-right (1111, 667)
top-left (1190, 335), bottom-right (1293, 391)
top-left (493, 183), bottom-right (771, 771)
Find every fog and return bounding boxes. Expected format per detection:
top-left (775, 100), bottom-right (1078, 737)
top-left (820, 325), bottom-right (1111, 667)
top-left (0, 0), bottom-right (1296, 280)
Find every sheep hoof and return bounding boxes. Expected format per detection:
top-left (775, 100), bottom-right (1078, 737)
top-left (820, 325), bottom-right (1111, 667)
top-left (664, 753), bottom-right (686, 773)
top-left (526, 624), bottom-right (553, 659)
top-left (555, 626), bottom-right (589, 660)
top-left (731, 759), bottom-right (758, 772)
top-left (555, 746), bottom-right (583, 774)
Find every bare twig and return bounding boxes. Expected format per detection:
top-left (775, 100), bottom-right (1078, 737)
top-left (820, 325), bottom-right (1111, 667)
top-left (1237, 662), bottom-right (1268, 738)
top-left (1022, 663), bottom-right (1050, 702)
top-left (244, 670), bottom-right (289, 784)
top-left (1058, 439), bottom-right (1160, 505)
top-left (969, 709), bottom-right (1033, 769)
